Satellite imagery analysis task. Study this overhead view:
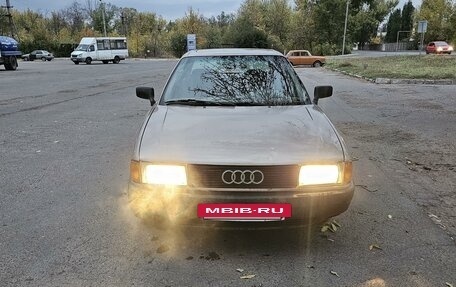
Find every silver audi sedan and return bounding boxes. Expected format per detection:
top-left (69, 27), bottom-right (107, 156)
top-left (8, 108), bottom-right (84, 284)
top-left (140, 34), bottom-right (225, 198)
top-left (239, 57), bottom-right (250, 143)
top-left (129, 49), bottom-right (354, 227)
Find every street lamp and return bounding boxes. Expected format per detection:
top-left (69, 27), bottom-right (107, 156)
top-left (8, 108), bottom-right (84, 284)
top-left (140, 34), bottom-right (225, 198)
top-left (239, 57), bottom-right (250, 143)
top-left (99, 0), bottom-right (107, 37)
top-left (342, 0), bottom-right (350, 55)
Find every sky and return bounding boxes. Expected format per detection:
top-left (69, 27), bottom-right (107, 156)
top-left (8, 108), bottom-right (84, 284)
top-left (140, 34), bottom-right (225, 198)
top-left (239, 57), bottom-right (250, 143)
top-left (10, 0), bottom-right (422, 20)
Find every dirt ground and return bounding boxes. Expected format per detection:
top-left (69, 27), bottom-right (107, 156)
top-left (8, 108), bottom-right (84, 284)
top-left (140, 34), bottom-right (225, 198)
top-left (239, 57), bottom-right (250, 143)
top-left (329, 78), bottom-right (455, 241)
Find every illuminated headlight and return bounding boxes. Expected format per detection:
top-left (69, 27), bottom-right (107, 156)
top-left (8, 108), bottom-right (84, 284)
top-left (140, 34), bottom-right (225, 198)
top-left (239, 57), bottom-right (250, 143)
top-left (449, 46), bottom-right (454, 51)
top-left (298, 162), bottom-right (352, 186)
top-left (437, 47), bottom-right (443, 52)
top-left (130, 161), bottom-right (187, 186)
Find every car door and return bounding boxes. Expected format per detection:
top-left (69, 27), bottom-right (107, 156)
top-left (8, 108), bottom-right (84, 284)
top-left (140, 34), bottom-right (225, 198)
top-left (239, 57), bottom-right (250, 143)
top-left (300, 51), bottom-right (311, 65)
top-left (287, 51), bottom-right (300, 66)
top-left (36, 50), bottom-right (44, 60)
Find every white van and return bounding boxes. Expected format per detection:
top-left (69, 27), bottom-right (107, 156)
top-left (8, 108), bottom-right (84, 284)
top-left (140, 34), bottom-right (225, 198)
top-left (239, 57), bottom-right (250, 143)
top-left (71, 37), bottom-right (128, 65)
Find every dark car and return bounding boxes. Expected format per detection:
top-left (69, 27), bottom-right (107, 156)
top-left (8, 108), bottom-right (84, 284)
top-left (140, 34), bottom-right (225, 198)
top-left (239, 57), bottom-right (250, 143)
top-left (425, 41), bottom-right (453, 54)
top-left (129, 49), bottom-right (354, 228)
top-left (21, 50), bottom-right (54, 61)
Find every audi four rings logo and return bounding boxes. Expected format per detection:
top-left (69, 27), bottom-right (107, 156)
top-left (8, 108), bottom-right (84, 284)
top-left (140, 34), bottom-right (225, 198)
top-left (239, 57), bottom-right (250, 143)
top-left (222, 170), bottom-right (265, 185)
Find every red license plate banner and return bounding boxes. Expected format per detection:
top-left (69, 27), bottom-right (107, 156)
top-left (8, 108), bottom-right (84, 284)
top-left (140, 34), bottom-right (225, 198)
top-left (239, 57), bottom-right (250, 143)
top-left (197, 203), bottom-right (292, 220)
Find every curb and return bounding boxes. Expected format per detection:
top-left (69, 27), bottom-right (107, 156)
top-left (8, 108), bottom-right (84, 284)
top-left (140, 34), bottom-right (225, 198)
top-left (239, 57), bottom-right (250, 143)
top-left (328, 68), bottom-right (456, 85)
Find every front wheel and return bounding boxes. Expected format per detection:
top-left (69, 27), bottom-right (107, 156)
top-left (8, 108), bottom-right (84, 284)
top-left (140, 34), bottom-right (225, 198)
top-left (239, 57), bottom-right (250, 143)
top-left (113, 56), bottom-right (120, 64)
top-left (85, 57), bottom-right (92, 65)
top-left (4, 56), bottom-right (18, 70)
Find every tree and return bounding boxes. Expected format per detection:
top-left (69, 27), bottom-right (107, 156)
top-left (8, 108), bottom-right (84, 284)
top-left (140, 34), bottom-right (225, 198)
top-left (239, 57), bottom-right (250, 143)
top-left (63, 1), bottom-right (86, 36)
top-left (385, 8), bottom-right (401, 42)
top-left (401, 0), bottom-right (415, 37)
top-left (416, 0), bottom-right (453, 43)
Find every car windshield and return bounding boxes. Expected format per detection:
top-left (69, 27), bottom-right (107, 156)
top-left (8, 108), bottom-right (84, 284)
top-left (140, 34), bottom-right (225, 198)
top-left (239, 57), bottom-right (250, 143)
top-left (161, 55), bottom-right (309, 106)
top-left (75, 44), bottom-right (89, 51)
top-left (436, 42), bottom-right (448, 46)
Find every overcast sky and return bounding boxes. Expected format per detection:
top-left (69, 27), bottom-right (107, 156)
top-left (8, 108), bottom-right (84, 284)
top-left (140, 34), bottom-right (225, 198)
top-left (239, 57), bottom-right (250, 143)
top-left (11, 0), bottom-right (422, 20)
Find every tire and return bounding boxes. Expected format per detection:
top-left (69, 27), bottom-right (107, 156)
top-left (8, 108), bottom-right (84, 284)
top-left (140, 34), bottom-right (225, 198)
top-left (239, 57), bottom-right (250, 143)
top-left (113, 56), bottom-right (120, 64)
top-left (102, 60), bottom-right (109, 64)
top-left (313, 61), bottom-right (322, 68)
top-left (85, 57), bottom-right (92, 65)
top-left (41, 57), bottom-right (46, 61)
top-left (23, 57), bottom-right (29, 61)
top-left (4, 56), bottom-right (18, 70)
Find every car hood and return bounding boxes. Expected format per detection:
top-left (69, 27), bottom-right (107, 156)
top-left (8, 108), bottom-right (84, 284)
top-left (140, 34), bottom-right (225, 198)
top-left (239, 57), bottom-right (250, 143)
top-left (139, 105), bottom-right (344, 165)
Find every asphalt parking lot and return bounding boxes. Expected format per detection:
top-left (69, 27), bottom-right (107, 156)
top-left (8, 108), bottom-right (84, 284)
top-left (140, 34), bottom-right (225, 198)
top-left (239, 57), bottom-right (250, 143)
top-left (0, 59), bottom-right (455, 286)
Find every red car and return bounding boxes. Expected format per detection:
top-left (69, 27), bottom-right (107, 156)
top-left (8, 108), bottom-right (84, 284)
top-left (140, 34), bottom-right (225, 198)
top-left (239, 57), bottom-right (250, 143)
top-left (425, 41), bottom-right (453, 54)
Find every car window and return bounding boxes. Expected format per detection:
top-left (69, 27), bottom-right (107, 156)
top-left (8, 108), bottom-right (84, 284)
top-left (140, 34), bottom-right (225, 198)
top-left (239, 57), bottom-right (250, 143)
top-left (75, 44), bottom-right (89, 51)
top-left (429, 43), bottom-right (435, 47)
top-left (290, 52), bottom-right (299, 56)
top-left (161, 55), bottom-right (310, 106)
top-left (300, 51), bottom-right (309, 56)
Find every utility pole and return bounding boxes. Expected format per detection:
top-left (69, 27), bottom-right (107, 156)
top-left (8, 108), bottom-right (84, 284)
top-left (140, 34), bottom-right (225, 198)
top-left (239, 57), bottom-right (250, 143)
top-left (342, 0), bottom-right (349, 55)
top-left (121, 10), bottom-right (126, 36)
top-left (99, 0), bottom-right (107, 37)
top-left (1, 0), bottom-right (16, 38)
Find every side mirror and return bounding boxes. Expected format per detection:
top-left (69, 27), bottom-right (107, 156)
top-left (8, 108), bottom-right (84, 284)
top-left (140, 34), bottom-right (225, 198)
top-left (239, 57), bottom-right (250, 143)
top-left (313, 85), bottom-right (333, 105)
top-left (136, 87), bottom-right (156, 106)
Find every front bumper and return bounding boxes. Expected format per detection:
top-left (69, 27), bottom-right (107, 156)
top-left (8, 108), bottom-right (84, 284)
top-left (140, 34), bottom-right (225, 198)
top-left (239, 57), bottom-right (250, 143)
top-left (128, 182), bottom-right (354, 227)
top-left (71, 57), bottom-right (84, 63)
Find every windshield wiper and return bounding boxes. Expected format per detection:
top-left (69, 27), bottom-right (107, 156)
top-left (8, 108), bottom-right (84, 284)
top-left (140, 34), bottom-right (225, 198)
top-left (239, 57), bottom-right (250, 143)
top-left (165, 99), bottom-right (235, 106)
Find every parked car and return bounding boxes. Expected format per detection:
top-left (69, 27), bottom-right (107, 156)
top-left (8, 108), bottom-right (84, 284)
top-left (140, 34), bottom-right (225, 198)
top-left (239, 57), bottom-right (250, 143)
top-left (129, 49), bottom-right (354, 228)
top-left (285, 50), bottom-right (326, 67)
top-left (21, 50), bottom-right (54, 61)
top-left (425, 41), bottom-right (453, 54)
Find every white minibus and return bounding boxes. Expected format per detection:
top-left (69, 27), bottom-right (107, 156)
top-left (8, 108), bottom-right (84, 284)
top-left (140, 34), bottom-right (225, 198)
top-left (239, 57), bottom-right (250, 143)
top-left (71, 37), bottom-right (128, 65)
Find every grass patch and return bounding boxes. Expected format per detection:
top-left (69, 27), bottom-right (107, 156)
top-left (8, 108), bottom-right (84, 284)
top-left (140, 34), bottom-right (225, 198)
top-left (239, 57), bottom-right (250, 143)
top-left (326, 55), bottom-right (456, 79)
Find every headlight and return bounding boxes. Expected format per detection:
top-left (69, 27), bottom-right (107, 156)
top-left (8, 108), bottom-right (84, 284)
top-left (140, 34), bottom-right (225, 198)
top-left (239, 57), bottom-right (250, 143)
top-left (449, 46), bottom-right (454, 51)
top-left (437, 47), bottom-right (443, 52)
top-left (299, 162), bottom-right (352, 186)
top-left (130, 161), bottom-right (187, 186)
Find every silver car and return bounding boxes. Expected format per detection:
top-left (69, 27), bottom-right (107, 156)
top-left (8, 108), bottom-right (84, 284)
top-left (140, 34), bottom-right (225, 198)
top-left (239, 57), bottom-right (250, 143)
top-left (129, 49), bottom-right (354, 227)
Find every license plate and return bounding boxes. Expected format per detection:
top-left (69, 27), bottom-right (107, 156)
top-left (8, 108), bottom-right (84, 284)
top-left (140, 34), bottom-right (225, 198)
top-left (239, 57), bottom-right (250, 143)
top-left (197, 203), bottom-right (292, 221)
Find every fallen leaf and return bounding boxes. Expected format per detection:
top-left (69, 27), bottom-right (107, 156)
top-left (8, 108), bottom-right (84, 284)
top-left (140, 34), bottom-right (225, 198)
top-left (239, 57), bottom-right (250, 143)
top-left (327, 238), bottom-right (335, 242)
top-left (388, 215), bottom-right (393, 219)
top-left (156, 244), bottom-right (170, 254)
top-left (330, 271), bottom-right (340, 277)
top-left (330, 223), bottom-right (338, 232)
top-left (236, 268), bottom-right (244, 273)
top-left (321, 225), bottom-right (329, 233)
top-left (445, 283), bottom-right (453, 287)
top-left (333, 220), bottom-right (341, 227)
top-left (369, 244), bottom-right (382, 251)
top-left (240, 274), bottom-right (255, 279)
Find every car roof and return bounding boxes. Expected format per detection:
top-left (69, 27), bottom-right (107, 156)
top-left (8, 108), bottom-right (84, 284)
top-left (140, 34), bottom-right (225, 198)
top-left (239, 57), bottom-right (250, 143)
top-left (182, 48), bottom-right (284, 58)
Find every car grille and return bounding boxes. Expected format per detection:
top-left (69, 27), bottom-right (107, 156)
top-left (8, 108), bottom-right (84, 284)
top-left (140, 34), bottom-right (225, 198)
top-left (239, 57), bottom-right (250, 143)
top-left (187, 164), bottom-right (299, 189)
